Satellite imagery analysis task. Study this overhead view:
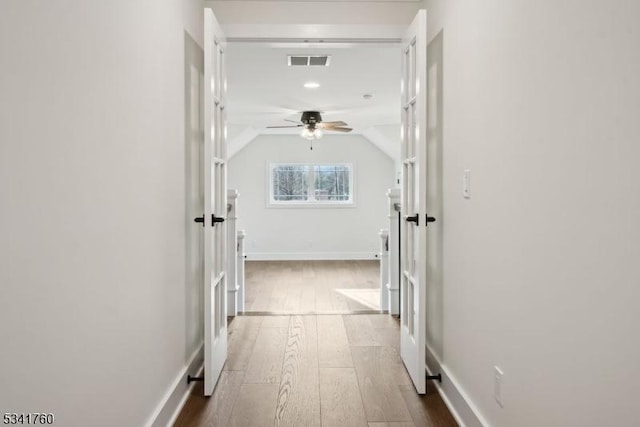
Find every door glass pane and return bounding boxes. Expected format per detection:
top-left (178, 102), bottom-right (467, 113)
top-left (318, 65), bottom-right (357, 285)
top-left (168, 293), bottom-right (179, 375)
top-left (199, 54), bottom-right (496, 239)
top-left (403, 48), bottom-right (410, 104)
top-left (410, 40), bottom-right (417, 98)
top-left (402, 275), bottom-right (409, 327)
top-left (408, 280), bottom-right (414, 335)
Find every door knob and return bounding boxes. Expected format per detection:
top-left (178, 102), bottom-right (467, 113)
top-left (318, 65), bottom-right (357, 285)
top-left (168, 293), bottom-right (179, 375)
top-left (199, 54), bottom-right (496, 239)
top-left (194, 215), bottom-right (205, 226)
top-left (426, 214), bottom-right (436, 227)
top-left (212, 215), bottom-right (225, 226)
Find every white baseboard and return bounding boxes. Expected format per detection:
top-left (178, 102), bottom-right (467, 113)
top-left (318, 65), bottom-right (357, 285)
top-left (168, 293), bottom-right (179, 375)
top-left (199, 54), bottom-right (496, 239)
top-left (425, 345), bottom-right (490, 427)
top-left (246, 252), bottom-right (379, 261)
top-left (145, 343), bottom-right (204, 427)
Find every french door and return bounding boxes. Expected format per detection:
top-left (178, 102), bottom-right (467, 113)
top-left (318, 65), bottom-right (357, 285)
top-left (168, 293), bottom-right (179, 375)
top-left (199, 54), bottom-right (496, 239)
top-left (202, 8), bottom-right (228, 396)
top-left (400, 10), bottom-right (429, 394)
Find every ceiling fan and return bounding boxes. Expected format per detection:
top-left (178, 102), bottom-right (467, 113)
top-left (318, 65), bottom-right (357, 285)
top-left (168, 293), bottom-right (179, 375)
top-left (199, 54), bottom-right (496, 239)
top-left (267, 111), bottom-right (353, 141)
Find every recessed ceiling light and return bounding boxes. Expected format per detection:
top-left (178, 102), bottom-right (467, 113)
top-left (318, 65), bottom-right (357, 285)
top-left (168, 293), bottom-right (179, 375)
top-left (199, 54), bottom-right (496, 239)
top-left (304, 82), bottom-right (320, 89)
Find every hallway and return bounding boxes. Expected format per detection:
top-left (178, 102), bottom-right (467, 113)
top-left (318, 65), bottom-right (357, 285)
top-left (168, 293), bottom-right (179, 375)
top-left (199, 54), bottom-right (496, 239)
top-left (174, 314), bottom-right (456, 426)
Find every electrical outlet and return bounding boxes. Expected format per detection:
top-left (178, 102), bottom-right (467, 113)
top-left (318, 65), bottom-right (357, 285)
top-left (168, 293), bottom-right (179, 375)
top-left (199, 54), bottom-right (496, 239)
top-left (494, 366), bottom-right (504, 407)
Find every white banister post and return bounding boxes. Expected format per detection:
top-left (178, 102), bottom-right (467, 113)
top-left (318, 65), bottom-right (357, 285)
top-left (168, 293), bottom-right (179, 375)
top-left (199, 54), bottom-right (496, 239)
top-left (387, 188), bottom-right (401, 316)
top-left (237, 229), bottom-right (246, 314)
top-left (379, 229), bottom-right (389, 312)
top-left (226, 189), bottom-right (239, 316)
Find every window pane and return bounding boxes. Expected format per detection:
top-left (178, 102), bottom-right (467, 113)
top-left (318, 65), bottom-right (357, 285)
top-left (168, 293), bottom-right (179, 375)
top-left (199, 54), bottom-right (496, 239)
top-left (314, 165), bottom-right (351, 201)
top-left (272, 165), bottom-right (309, 201)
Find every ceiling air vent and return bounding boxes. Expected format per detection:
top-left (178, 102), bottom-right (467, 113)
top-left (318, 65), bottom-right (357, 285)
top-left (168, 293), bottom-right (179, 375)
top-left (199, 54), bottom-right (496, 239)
top-left (287, 55), bottom-right (331, 67)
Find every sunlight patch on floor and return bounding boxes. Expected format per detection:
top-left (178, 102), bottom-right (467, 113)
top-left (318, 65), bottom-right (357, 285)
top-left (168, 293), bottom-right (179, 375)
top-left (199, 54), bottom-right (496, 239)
top-left (335, 288), bottom-right (380, 310)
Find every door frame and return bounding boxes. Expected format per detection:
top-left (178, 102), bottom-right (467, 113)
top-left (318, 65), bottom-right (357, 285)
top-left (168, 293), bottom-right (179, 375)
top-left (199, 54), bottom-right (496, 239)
top-left (202, 10), bottom-right (437, 396)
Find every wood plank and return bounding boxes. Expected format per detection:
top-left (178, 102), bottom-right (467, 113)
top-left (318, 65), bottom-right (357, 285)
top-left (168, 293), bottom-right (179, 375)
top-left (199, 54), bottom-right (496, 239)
top-left (399, 385), bottom-right (458, 427)
top-left (317, 315), bottom-right (353, 368)
top-left (227, 383), bottom-right (280, 427)
top-left (351, 346), bottom-right (412, 422)
top-left (343, 315), bottom-right (381, 346)
top-left (319, 368), bottom-right (368, 427)
top-left (244, 260), bottom-right (380, 314)
top-left (283, 284), bottom-right (302, 312)
top-left (299, 281), bottom-right (317, 313)
top-left (275, 316), bottom-right (321, 427)
top-left (244, 326), bottom-right (288, 384)
top-left (369, 423), bottom-right (416, 427)
top-left (368, 314), bottom-right (400, 329)
top-left (225, 316), bottom-right (263, 371)
top-left (173, 370), bottom-right (244, 427)
top-left (261, 315), bottom-right (291, 328)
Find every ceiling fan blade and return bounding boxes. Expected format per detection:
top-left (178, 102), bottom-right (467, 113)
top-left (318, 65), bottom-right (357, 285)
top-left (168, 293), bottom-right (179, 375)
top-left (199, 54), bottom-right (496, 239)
top-left (318, 121), bottom-right (347, 128)
top-left (266, 125), bottom-right (302, 128)
top-left (284, 119), bottom-right (301, 124)
top-left (326, 127), bottom-right (353, 133)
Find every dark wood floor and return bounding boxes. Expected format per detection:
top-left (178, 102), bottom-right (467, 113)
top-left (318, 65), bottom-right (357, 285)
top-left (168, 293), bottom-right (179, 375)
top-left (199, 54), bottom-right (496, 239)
top-left (174, 314), bottom-right (457, 427)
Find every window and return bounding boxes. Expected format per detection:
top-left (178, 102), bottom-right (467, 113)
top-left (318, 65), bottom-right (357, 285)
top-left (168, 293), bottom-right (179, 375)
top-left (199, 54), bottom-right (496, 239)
top-left (269, 163), bottom-right (354, 206)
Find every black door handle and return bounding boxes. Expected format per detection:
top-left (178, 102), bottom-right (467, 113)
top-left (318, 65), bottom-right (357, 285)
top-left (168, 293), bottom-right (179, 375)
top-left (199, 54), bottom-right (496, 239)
top-left (426, 213), bottom-right (436, 227)
top-left (405, 214), bottom-right (419, 226)
top-left (195, 214), bottom-right (225, 226)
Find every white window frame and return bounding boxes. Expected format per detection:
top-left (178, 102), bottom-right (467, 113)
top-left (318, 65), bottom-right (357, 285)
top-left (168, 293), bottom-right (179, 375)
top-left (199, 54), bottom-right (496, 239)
top-left (268, 162), bottom-right (355, 208)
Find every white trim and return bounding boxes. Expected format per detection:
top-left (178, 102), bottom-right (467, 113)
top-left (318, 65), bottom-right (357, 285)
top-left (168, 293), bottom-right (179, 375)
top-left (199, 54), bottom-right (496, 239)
top-left (218, 24), bottom-right (407, 41)
top-left (425, 344), bottom-right (490, 427)
top-left (145, 343), bottom-right (204, 427)
top-left (247, 252), bottom-right (377, 261)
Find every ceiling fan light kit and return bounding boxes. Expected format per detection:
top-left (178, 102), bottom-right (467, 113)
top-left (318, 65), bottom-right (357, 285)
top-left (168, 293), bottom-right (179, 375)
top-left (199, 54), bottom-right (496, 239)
top-left (267, 110), bottom-right (353, 149)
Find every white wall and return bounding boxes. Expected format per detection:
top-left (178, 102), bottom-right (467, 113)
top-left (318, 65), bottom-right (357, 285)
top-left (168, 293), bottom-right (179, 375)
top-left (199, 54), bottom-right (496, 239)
top-left (228, 135), bottom-right (394, 259)
top-left (424, 1), bottom-right (640, 426)
top-left (0, 1), bottom-right (203, 426)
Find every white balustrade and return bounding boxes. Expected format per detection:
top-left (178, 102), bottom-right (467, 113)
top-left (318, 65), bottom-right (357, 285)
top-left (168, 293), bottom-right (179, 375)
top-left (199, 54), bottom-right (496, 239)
top-left (226, 189), bottom-right (239, 316)
top-left (379, 229), bottom-right (389, 312)
top-left (237, 230), bottom-right (246, 314)
top-left (386, 188), bottom-right (401, 315)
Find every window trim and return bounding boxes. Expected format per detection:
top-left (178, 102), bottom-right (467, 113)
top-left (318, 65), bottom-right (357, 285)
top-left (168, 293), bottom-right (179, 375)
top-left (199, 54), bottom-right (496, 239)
top-left (267, 162), bottom-right (356, 208)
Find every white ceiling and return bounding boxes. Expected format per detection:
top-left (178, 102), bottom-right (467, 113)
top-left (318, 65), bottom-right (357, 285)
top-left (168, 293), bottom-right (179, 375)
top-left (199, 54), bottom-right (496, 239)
top-left (226, 42), bottom-right (401, 134)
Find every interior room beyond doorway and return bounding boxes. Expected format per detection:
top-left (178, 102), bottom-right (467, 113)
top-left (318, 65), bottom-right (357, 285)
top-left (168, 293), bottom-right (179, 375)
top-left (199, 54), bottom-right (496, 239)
top-left (244, 260), bottom-right (381, 314)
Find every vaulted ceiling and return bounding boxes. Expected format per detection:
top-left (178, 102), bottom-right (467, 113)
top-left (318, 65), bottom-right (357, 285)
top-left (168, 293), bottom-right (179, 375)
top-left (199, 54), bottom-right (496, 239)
top-left (210, 0), bottom-right (425, 160)
top-left (225, 42), bottom-right (402, 159)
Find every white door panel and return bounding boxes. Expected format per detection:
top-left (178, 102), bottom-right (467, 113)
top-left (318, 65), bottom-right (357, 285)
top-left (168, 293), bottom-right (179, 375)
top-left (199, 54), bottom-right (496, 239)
top-left (203, 8), bottom-right (228, 396)
top-left (400, 9), bottom-right (428, 394)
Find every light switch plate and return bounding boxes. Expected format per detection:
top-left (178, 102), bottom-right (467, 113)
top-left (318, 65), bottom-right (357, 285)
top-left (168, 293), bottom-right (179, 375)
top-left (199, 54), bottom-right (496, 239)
top-left (463, 169), bottom-right (471, 198)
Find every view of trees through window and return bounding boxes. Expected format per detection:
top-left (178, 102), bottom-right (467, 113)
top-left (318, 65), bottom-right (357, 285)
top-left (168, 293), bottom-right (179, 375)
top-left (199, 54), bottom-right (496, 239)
top-left (271, 163), bottom-right (352, 203)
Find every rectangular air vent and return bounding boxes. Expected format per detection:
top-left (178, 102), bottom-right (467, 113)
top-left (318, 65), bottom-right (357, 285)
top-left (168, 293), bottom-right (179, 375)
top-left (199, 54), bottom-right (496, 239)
top-left (287, 55), bottom-right (331, 67)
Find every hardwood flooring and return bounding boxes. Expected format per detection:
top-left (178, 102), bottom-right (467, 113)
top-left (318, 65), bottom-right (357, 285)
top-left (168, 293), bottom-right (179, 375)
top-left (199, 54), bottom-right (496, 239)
top-left (174, 314), bottom-right (457, 427)
top-left (244, 261), bottom-right (381, 314)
